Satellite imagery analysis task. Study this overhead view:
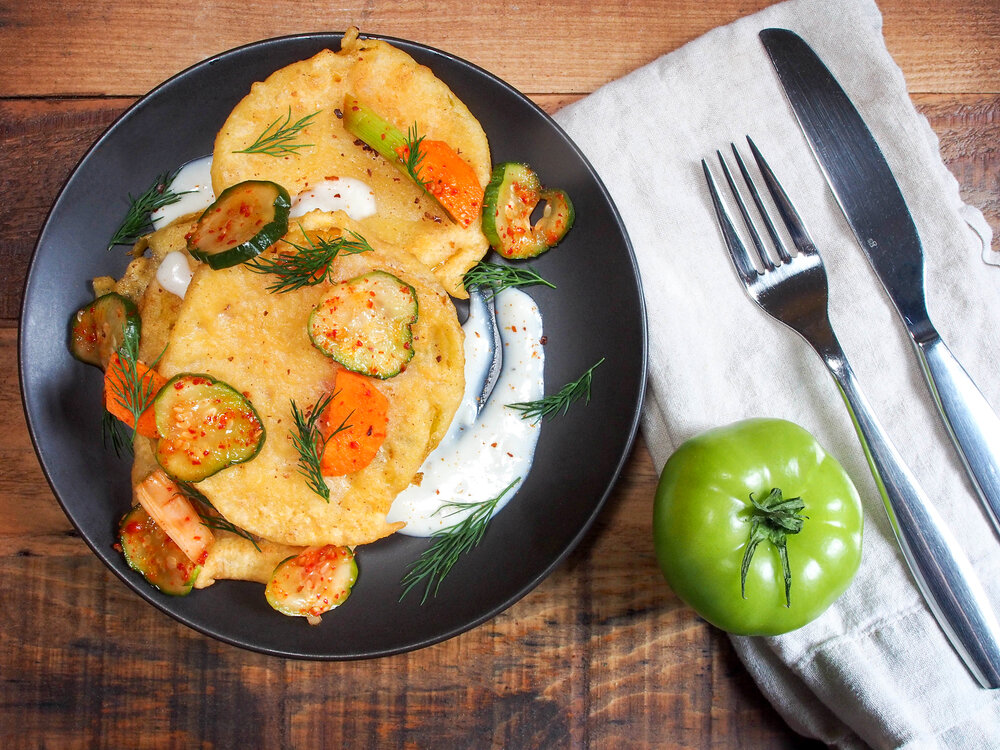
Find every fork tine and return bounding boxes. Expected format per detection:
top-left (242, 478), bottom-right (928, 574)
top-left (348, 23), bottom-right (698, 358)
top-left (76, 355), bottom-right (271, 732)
top-left (746, 136), bottom-right (817, 256)
top-left (702, 159), bottom-right (758, 284)
top-left (716, 149), bottom-right (776, 271)
top-left (730, 143), bottom-right (793, 264)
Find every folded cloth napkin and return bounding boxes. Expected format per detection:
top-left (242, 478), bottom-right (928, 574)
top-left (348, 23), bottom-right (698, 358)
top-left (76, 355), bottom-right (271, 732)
top-left (553, 0), bottom-right (1000, 747)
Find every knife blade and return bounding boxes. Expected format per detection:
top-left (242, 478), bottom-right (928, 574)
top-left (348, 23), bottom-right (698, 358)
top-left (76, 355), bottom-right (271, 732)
top-left (760, 27), bottom-right (1000, 540)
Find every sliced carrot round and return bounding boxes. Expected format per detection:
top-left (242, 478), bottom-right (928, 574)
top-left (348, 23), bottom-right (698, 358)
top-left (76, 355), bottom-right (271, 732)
top-left (319, 370), bottom-right (389, 477)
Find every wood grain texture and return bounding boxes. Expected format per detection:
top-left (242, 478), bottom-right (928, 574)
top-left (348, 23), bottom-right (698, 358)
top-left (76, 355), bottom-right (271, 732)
top-left (1, 0), bottom-right (997, 746)
top-left (1, 0), bottom-right (998, 98)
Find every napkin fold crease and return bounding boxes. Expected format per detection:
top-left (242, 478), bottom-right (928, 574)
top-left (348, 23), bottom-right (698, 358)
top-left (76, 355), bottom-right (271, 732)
top-left (552, 0), bottom-right (1000, 746)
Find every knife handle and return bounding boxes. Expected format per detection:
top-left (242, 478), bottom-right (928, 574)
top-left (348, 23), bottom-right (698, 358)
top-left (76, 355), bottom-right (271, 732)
top-left (915, 334), bottom-right (1000, 538)
top-left (830, 353), bottom-right (1000, 688)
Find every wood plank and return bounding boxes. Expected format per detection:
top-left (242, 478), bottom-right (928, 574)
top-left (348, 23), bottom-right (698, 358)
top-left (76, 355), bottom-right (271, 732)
top-left (913, 94), bottom-right (1000, 260)
top-left (0, 1), bottom-right (997, 98)
top-left (0, 442), bottom-right (807, 749)
top-left (883, 0), bottom-right (1000, 94)
top-left (0, 98), bottom-right (131, 321)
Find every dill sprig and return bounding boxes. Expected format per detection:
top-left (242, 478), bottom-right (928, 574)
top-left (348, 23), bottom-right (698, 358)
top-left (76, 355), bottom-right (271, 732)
top-left (507, 358), bottom-right (605, 424)
top-left (400, 478), bottom-right (521, 604)
top-left (463, 261), bottom-right (556, 298)
top-left (233, 107), bottom-right (321, 157)
top-left (102, 409), bottom-right (132, 457)
top-left (290, 392), bottom-right (353, 501)
top-left (400, 123), bottom-right (428, 188)
top-left (197, 514), bottom-right (263, 553)
top-left (245, 228), bottom-right (373, 293)
top-left (103, 338), bottom-right (165, 450)
top-left (107, 171), bottom-right (187, 250)
top-left (176, 482), bottom-right (262, 553)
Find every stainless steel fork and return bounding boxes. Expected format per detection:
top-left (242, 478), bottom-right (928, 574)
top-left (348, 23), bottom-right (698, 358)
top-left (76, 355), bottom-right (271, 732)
top-left (703, 137), bottom-right (1000, 689)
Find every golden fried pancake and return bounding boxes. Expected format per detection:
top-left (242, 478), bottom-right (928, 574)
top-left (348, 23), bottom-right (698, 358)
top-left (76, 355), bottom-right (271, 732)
top-left (154, 211), bottom-right (465, 548)
top-left (211, 29), bottom-right (491, 298)
top-left (194, 530), bottom-right (302, 589)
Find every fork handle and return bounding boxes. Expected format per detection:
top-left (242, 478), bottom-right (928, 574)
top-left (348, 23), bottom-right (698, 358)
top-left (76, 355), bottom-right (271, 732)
top-left (914, 333), bottom-right (1000, 538)
top-left (831, 355), bottom-right (1000, 688)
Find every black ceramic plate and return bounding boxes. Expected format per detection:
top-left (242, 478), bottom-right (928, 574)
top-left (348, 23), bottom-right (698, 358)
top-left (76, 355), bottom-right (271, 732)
top-left (20, 33), bottom-right (646, 659)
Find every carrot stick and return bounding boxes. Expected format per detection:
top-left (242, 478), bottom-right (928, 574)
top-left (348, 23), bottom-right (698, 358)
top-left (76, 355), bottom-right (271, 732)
top-left (104, 353), bottom-right (167, 438)
top-left (319, 370), bottom-right (389, 477)
top-left (395, 139), bottom-right (484, 228)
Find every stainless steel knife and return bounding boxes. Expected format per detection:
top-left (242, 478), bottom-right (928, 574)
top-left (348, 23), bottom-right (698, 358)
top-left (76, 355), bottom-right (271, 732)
top-left (760, 27), bottom-right (1000, 688)
top-left (760, 28), bottom-right (1000, 535)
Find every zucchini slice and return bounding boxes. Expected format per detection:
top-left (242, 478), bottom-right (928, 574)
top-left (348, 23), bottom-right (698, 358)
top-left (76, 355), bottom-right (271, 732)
top-left (69, 292), bottom-right (141, 369)
top-left (265, 545), bottom-right (358, 620)
top-left (309, 271), bottom-right (418, 379)
top-left (187, 180), bottom-right (291, 269)
top-left (154, 373), bottom-right (265, 482)
top-left (482, 162), bottom-right (575, 259)
top-left (119, 504), bottom-right (200, 596)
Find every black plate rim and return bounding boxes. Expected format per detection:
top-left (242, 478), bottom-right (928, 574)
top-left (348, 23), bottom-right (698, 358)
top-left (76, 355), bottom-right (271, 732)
top-left (18, 31), bottom-right (648, 659)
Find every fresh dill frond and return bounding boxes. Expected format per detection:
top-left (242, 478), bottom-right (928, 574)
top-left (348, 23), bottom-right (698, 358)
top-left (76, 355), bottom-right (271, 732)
top-left (104, 339), bottom-right (165, 445)
top-left (233, 107), bottom-right (321, 157)
top-left (176, 482), bottom-right (263, 553)
top-left (175, 480), bottom-right (214, 509)
top-left (400, 123), bottom-right (428, 188)
top-left (245, 228), bottom-right (373, 293)
top-left (102, 409), bottom-right (133, 457)
top-left (290, 392), bottom-right (354, 501)
top-left (107, 171), bottom-right (187, 250)
top-left (463, 261), bottom-right (556, 298)
top-left (507, 358), bottom-right (605, 424)
top-left (197, 514), bottom-right (263, 553)
top-left (400, 478), bottom-right (521, 604)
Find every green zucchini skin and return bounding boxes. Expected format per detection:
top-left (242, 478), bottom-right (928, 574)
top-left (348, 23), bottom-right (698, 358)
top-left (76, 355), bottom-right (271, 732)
top-left (119, 504), bottom-right (200, 596)
top-left (308, 270), bottom-right (419, 379)
top-left (153, 373), bottom-right (266, 482)
top-left (69, 292), bottom-right (141, 369)
top-left (187, 180), bottom-right (291, 269)
top-left (481, 162), bottom-right (575, 259)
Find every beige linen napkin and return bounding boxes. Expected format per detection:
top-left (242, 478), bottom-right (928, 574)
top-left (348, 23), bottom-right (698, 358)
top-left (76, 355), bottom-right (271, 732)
top-left (552, 0), bottom-right (1000, 746)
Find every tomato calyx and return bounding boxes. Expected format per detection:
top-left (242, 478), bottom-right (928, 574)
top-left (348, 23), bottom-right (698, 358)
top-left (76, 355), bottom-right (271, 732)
top-left (740, 488), bottom-right (808, 608)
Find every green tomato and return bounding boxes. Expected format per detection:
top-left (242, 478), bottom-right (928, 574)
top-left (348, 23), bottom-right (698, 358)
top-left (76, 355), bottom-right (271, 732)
top-left (653, 418), bottom-right (863, 636)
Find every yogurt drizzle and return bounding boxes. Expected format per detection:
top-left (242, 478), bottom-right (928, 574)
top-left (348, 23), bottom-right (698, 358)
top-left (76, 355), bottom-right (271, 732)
top-left (387, 289), bottom-right (544, 536)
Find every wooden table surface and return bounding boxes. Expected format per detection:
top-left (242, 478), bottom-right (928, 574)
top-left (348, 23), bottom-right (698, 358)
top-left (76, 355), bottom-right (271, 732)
top-left (2, 1), bottom-right (997, 746)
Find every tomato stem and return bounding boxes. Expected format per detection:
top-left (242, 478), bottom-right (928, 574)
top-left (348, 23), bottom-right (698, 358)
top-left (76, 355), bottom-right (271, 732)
top-left (740, 488), bottom-right (807, 607)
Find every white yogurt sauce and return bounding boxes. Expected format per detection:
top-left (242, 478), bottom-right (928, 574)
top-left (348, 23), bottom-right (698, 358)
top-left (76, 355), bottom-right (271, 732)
top-left (387, 288), bottom-right (545, 536)
top-left (155, 251), bottom-right (194, 298)
top-left (151, 155), bottom-right (215, 229)
top-left (290, 177), bottom-right (376, 220)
